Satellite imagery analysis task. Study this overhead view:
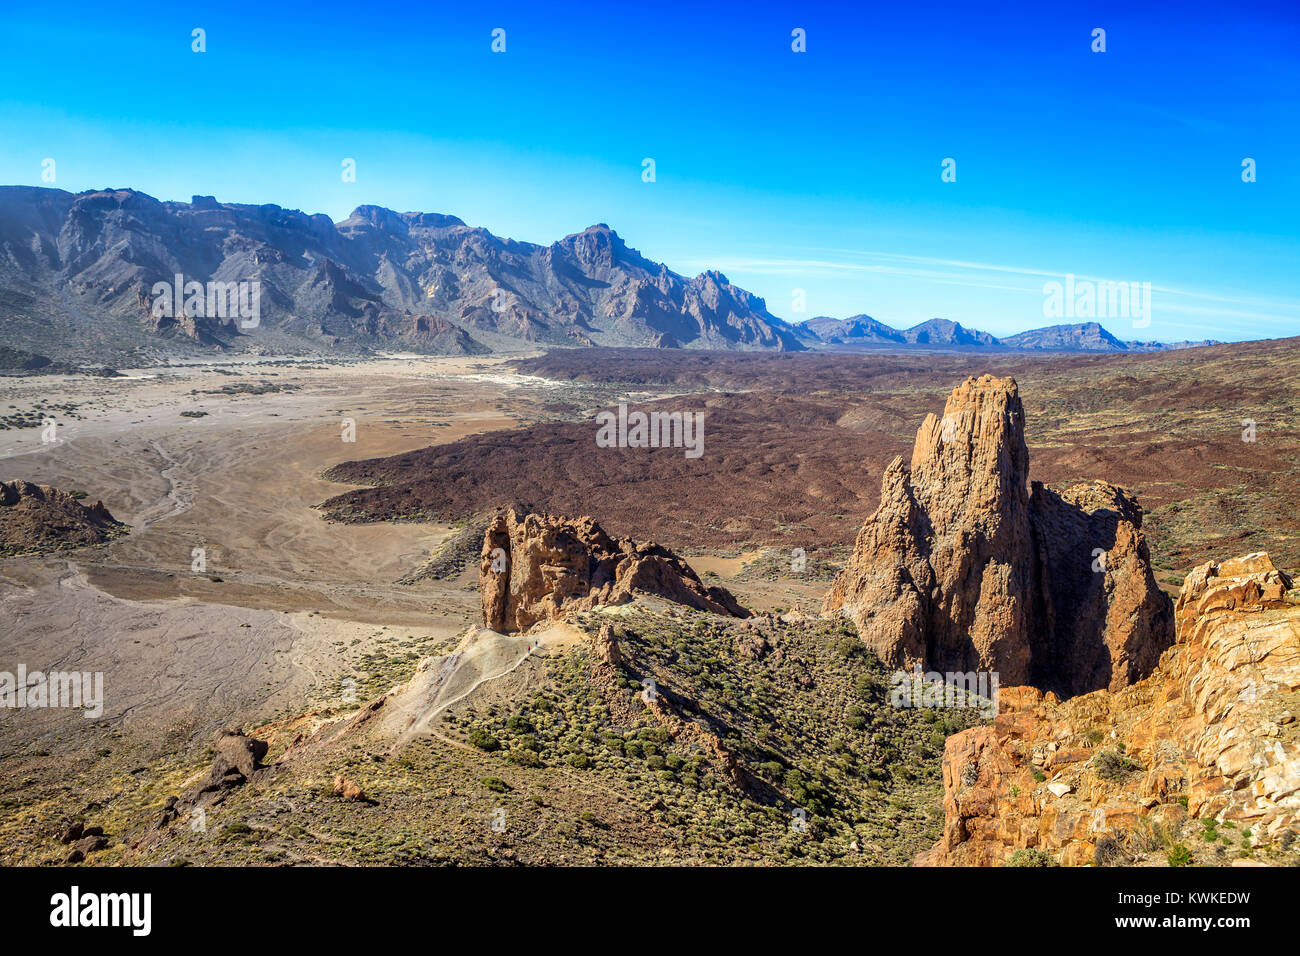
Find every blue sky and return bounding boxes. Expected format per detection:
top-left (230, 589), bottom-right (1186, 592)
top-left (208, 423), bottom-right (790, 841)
top-left (1, 0), bottom-right (1297, 342)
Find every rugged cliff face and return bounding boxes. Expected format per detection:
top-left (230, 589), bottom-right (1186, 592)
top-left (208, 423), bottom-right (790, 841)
top-left (0, 187), bottom-right (804, 363)
top-left (917, 553), bottom-right (1300, 866)
top-left (822, 374), bottom-right (1173, 697)
top-left (480, 509), bottom-right (749, 633)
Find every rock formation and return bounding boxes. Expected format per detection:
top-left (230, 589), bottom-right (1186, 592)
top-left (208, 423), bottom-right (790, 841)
top-left (156, 729), bottom-right (270, 828)
top-left (481, 509), bottom-right (749, 633)
top-left (822, 375), bottom-right (1173, 697)
top-left (917, 553), bottom-right (1300, 866)
top-left (0, 480), bottom-right (127, 556)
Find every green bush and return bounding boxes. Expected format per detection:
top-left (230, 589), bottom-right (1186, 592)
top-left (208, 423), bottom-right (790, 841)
top-left (509, 749), bottom-right (541, 768)
top-left (1093, 749), bottom-right (1140, 782)
top-left (1004, 848), bottom-right (1058, 867)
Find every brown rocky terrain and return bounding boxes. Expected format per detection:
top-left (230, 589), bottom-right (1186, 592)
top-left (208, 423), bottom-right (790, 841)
top-left (320, 339), bottom-right (1300, 580)
top-left (822, 375), bottom-right (1172, 697)
top-left (918, 552), bottom-right (1300, 866)
top-left (4, 349), bottom-right (1297, 869)
top-left (0, 479), bottom-right (126, 555)
top-left (319, 391), bottom-right (892, 550)
top-left (480, 508), bottom-right (749, 632)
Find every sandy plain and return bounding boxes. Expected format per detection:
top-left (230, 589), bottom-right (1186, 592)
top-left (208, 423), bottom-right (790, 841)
top-left (0, 356), bottom-right (549, 760)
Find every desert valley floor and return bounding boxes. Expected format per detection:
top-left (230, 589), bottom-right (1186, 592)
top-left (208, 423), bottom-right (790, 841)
top-left (1, 341), bottom-right (1298, 866)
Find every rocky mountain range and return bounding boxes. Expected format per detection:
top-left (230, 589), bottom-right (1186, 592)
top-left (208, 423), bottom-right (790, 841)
top-left (803, 316), bottom-right (1220, 354)
top-left (800, 315), bottom-right (1001, 349)
top-left (0, 186), bottom-right (804, 364)
top-left (0, 186), bottom-right (1219, 365)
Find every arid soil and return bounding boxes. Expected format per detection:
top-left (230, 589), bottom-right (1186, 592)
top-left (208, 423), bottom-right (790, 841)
top-left (2, 340), bottom-right (1297, 867)
top-left (0, 358), bottom-right (538, 846)
top-left (325, 339), bottom-right (1300, 579)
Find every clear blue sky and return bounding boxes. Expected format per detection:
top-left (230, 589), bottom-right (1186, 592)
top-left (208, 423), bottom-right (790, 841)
top-left (1, 0), bottom-right (1296, 342)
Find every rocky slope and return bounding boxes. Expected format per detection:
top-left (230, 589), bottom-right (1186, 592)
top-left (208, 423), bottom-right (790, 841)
top-left (85, 605), bottom-right (981, 867)
top-left (822, 374), bottom-right (1173, 697)
top-left (480, 509), bottom-right (749, 632)
top-left (918, 553), bottom-right (1300, 866)
top-left (0, 187), bottom-right (804, 363)
top-left (1002, 321), bottom-right (1129, 352)
top-left (0, 480), bottom-right (126, 555)
top-left (801, 315), bottom-right (906, 345)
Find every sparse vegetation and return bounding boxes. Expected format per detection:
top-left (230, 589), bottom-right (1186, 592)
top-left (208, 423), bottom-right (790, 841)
top-left (1005, 848), bottom-right (1058, 867)
top-left (1093, 749), bottom-right (1141, 782)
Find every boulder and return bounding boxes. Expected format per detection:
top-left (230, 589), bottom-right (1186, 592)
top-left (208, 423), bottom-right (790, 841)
top-left (156, 729), bottom-right (270, 826)
top-left (332, 775), bottom-right (367, 802)
top-left (211, 728), bottom-right (269, 781)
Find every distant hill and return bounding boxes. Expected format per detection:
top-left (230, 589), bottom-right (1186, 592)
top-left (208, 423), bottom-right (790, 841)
top-left (902, 318), bottom-right (1000, 347)
top-left (1001, 321), bottom-right (1128, 352)
top-left (801, 315), bottom-right (904, 345)
top-left (795, 317), bottom-right (1221, 354)
top-left (1124, 338), bottom-right (1224, 352)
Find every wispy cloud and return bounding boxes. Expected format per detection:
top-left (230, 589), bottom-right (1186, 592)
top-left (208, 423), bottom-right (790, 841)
top-left (680, 249), bottom-right (1300, 328)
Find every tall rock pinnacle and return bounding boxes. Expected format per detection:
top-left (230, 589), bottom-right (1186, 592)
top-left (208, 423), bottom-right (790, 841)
top-left (822, 374), bottom-right (1173, 697)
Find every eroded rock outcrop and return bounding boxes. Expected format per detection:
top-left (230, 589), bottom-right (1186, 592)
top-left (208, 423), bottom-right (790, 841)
top-left (917, 553), bottom-right (1300, 866)
top-left (481, 509), bottom-right (749, 632)
top-left (822, 375), bottom-right (1172, 697)
top-left (0, 480), bottom-right (127, 556)
top-left (156, 729), bottom-right (270, 828)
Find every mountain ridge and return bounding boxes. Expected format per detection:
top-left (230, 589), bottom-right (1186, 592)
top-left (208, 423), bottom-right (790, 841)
top-left (0, 186), bottom-right (1224, 365)
top-left (0, 186), bottom-right (805, 363)
top-left (801, 316), bottom-right (1222, 354)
